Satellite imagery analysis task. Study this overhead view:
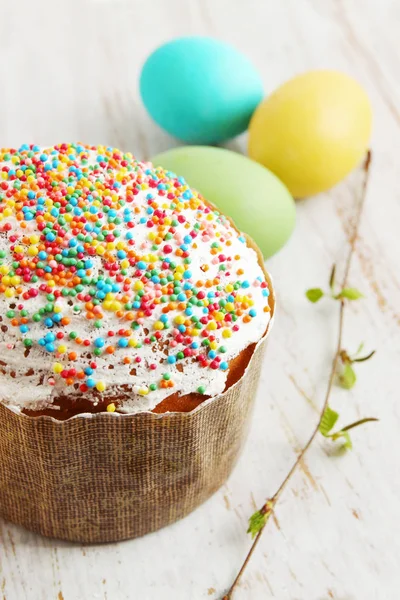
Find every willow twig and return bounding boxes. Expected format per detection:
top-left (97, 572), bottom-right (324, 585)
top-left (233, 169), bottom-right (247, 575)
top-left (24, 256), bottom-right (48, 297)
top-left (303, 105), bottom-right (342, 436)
top-left (222, 151), bottom-right (372, 600)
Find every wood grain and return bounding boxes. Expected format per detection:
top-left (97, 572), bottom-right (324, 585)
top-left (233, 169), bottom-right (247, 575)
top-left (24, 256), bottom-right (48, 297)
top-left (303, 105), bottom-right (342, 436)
top-left (0, 0), bottom-right (399, 598)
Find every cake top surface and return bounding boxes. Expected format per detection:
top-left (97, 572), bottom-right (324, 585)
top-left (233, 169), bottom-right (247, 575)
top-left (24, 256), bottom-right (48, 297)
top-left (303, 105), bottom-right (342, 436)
top-left (0, 143), bottom-right (271, 414)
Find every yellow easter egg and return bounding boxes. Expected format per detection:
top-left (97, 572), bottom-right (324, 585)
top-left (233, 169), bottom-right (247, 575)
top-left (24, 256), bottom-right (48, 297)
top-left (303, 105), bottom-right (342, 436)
top-left (248, 70), bottom-right (372, 198)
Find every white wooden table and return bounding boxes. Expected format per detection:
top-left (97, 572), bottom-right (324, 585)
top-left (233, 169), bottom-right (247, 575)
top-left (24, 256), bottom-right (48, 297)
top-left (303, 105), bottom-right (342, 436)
top-left (1, 1), bottom-right (399, 598)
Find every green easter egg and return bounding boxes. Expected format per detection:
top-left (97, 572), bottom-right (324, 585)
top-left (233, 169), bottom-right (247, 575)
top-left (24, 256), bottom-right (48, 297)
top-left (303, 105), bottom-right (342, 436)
top-left (150, 146), bottom-right (295, 258)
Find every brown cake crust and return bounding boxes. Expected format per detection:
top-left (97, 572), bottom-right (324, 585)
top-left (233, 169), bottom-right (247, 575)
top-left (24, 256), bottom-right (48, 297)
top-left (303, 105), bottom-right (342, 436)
top-left (21, 342), bottom-right (257, 419)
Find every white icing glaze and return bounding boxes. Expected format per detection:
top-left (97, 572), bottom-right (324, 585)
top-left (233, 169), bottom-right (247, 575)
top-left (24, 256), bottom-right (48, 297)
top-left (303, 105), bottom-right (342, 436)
top-left (0, 144), bottom-right (271, 414)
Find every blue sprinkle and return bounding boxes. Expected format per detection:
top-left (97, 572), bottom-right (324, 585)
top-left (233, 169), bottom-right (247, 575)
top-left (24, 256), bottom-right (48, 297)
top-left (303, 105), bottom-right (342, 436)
top-left (86, 378), bottom-right (95, 388)
top-left (45, 343), bottom-right (55, 352)
top-left (183, 271), bottom-right (192, 279)
top-left (118, 338), bottom-right (128, 348)
top-left (220, 362), bottom-right (228, 370)
top-left (94, 338), bottom-right (105, 348)
top-left (19, 325), bottom-right (29, 334)
top-left (208, 350), bottom-right (217, 359)
top-left (44, 318), bottom-right (54, 328)
top-left (84, 367), bottom-right (93, 376)
top-left (177, 293), bottom-right (186, 302)
top-left (167, 356), bottom-right (176, 364)
top-left (249, 309), bottom-right (257, 317)
top-left (160, 314), bottom-right (168, 323)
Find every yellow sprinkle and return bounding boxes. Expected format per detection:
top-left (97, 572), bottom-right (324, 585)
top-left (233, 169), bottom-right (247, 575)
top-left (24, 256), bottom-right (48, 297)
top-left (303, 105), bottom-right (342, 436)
top-left (106, 403), bottom-right (116, 412)
top-left (214, 312), bottom-right (224, 322)
top-left (225, 284), bottom-right (234, 293)
top-left (11, 277), bottom-right (21, 288)
top-left (110, 301), bottom-right (122, 312)
top-left (154, 321), bottom-right (164, 330)
top-left (138, 387), bottom-right (149, 396)
top-left (207, 321), bottom-right (217, 331)
top-left (225, 302), bottom-right (234, 312)
top-left (29, 235), bottom-right (40, 244)
top-left (222, 329), bottom-right (232, 338)
top-left (57, 345), bottom-right (67, 354)
top-left (128, 338), bottom-right (137, 347)
top-left (28, 245), bottom-right (38, 256)
top-left (174, 315), bottom-right (185, 325)
top-left (134, 281), bottom-right (144, 291)
top-left (53, 363), bottom-right (63, 374)
top-left (5, 288), bottom-right (14, 298)
top-left (96, 381), bottom-right (106, 392)
top-left (96, 245), bottom-right (105, 255)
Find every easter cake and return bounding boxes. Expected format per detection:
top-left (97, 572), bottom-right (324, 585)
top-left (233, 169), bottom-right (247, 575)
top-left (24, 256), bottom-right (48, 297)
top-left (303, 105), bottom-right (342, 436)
top-left (0, 143), bottom-right (274, 542)
top-left (0, 143), bottom-right (272, 418)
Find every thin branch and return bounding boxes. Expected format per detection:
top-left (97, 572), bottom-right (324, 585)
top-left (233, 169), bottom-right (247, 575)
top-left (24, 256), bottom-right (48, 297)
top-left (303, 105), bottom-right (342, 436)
top-left (222, 151), bottom-right (372, 600)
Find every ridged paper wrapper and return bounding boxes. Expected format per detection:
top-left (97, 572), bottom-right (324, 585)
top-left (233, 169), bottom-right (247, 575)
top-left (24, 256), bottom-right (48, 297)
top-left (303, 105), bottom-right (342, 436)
top-left (0, 237), bottom-right (274, 543)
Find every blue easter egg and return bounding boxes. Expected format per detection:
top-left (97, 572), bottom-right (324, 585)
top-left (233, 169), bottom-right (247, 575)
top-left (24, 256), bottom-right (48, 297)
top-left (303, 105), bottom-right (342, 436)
top-left (140, 37), bottom-right (263, 144)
